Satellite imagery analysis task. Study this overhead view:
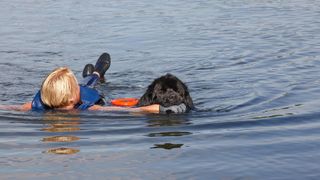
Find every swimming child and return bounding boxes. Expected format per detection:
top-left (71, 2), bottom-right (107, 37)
top-left (0, 53), bottom-right (186, 113)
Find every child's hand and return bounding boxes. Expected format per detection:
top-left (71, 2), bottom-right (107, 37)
top-left (0, 102), bottom-right (31, 111)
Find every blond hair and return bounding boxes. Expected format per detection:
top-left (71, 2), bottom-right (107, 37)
top-left (40, 67), bottom-right (79, 108)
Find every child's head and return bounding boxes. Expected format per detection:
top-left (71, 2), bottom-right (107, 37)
top-left (40, 67), bottom-right (80, 109)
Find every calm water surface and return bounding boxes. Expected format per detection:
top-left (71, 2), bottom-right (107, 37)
top-left (1, 0), bottom-right (320, 179)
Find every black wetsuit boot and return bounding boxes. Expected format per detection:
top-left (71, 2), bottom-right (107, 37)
top-left (82, 52), bottom-right (111, 86)
top-left (94, 52), bottom-right (111, 81)
top-left (82, 53), bottom-right (111, 79)
top-left (82, 64), bottom-right (95, 78)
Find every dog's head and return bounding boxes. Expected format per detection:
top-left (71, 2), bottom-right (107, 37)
top-left (137, 74), bottom-right (194, 111)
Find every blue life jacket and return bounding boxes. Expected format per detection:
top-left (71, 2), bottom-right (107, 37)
top-left (31, 85), bottom-right (104, 111)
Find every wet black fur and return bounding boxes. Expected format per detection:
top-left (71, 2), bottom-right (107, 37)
top-left (137, 74), bottom-right (194, 111)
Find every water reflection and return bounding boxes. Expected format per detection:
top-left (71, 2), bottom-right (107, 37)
top-left (147, 116), bottom-right (192, 127)
top-left (147, 132), bottom-right (192, 137)
top-left (42, 125), bottom-right (80, 132)
top-left (45, 147), bottom-right (79, 155)
top-left (147, 116), bottom-right (191, 150)
top-left (42, 135), bottom-right (80, 142)
top-left (151, 143), bottom-right (184, 150)
top-left (41, 112), bottom-right (81, 155)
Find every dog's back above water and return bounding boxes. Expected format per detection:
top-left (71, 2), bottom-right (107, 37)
top-left (137, 74), bottom-right (194, 112)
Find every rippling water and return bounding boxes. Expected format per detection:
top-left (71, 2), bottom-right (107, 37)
top-left (1, 0), bottom-right (320, 179)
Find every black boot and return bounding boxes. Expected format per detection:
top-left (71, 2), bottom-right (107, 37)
top-left (94, 53), bottom-right (111, 78)
top-left (82, 64), bottom-right (95, 78)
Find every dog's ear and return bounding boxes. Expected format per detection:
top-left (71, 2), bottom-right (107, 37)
top-left (176, 79), bottom-right (194, 110)
top-left (137, 83), bottom-right (155, 107)
top-left (184, 91), bottom-right (194, 110)
top-left (137, 92), bottom-right (152, 106)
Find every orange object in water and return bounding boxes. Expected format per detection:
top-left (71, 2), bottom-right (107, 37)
top-left (111, 98), bottom-right (139, 107)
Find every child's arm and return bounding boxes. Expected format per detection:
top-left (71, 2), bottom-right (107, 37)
top-left (0, 102), bottom-right (32, 111)
top-left (89, 104), bottom-right (160, 113)
top-left (89, 103), bottom-right (187, 114)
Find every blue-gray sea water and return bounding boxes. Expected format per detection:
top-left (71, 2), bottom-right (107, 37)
top-left (1, 0), bottom-right (320, 179)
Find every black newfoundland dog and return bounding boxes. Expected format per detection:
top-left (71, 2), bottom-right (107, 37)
top-left (137, 74), bottom-right (194, 112)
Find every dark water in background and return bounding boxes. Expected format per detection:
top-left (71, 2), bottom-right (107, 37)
top-left (0, 0), bottom-right (320, 179)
